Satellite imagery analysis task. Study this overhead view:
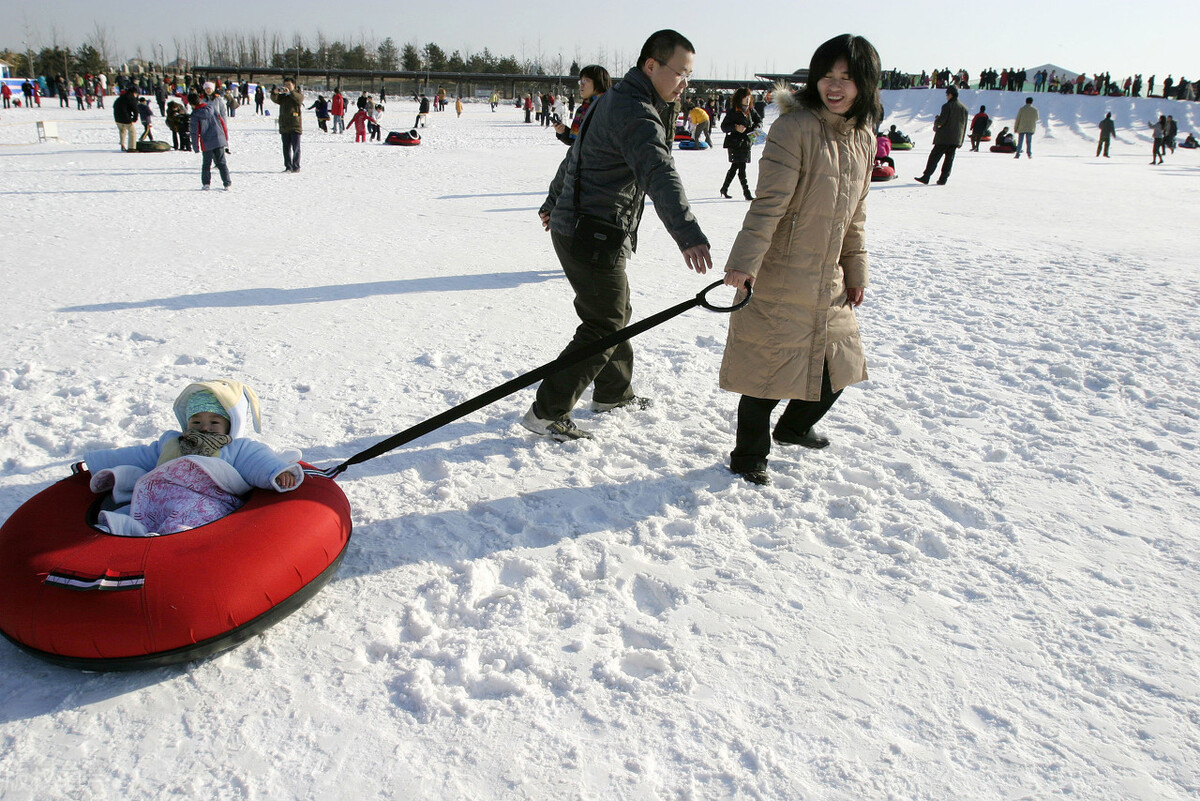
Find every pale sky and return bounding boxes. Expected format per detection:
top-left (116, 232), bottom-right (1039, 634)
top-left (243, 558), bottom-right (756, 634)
top-left (9, 0), bottom-right (1198, 82)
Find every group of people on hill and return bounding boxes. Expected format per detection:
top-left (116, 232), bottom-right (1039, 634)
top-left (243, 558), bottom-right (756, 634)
top-left (874, 65), bottom-right (1198, 100)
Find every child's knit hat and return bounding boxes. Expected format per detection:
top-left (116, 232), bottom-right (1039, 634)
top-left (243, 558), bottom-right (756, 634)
top-left (185, 390), bottom-right (230, 421)
top-left (173, 379), bottom-right (263, 439)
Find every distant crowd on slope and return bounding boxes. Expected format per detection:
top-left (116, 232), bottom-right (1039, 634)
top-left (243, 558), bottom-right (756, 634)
top-left (880, 67), bottom-right (1197, 100)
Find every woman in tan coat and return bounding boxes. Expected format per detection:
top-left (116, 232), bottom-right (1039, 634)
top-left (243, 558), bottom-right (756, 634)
top-left (721, 34), bottom-right (881, 486)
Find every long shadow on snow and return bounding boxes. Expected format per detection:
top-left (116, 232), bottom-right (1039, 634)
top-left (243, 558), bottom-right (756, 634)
top-left (334, 460), bottom-right (727, 579)
top-left (0, 648), bottom-right (184, 723)
top-left (438, 191), bottom-right (546, 200)
top-left (58, 270), bottom-right (561, 312)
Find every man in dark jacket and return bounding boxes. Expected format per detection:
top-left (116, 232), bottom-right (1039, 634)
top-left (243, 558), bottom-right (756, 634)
top-left (523, 29), bottom-right (713, 441)
top-left (112, 86), bottom-right (139, 152)
top-left (916, 85), bottom-right (969, 185)
top-left (968, 105), bottom-right (990, 152)
top-left (1097, 112), bottom-right (1115, 157)
top-left (271, 78), bottom-right (304, 172)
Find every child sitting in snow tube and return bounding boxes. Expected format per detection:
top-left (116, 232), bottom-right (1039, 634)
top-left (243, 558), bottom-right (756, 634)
top-left (990, 127), bottom-right (1016, 153)
top-left (872, 132), bottom-right (896, 181)
top-left (1181, 133), bottom-right (1198, 149)
top-left (887, 124), bottom-right (914, 150)
top-left (385, 129), bottom-right (421, 146)
top-left (82, 379), bottom-right (303, 536)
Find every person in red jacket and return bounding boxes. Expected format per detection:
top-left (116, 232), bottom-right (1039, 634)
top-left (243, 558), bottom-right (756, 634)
top-left (331, 90), bottom-right (346, 133)
top-left (1, 82), bottom-right (12, 109)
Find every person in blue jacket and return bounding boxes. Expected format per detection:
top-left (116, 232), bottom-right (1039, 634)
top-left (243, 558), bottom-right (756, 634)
top-left (189, 91), bottom-right (232, 190)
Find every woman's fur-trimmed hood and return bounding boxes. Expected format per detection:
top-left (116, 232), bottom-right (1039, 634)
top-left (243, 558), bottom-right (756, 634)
top-left (772, 82), bottom-right (802, 115)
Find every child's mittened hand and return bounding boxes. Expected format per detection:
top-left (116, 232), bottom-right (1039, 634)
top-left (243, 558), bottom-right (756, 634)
top-left (275, 471), bottom-right (298, 489)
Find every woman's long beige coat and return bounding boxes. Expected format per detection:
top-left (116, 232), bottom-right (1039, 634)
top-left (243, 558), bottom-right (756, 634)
top-left (720, 92), bottom-right (873, 401)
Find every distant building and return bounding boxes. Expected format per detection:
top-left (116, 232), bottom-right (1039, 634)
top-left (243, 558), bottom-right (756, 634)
top-left (1027, 63), bottom-right (1080, 83)
top-left (0, 60), bottom-right (12, 80)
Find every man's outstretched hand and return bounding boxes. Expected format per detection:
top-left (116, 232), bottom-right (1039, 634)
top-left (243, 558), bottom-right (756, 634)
top-left (682, 244), bottom-right (712, 274)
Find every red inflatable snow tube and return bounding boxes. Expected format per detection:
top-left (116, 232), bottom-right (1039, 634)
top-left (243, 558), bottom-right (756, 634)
top-left (0, 465), bottom-right (352, 670)
top-left (871, 164), bottom-right (896, 182)
top-left (385, 129), bottom-right (421, 146)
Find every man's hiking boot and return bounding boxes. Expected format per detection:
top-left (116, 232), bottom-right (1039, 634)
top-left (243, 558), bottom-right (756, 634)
top-left (521, 405), bottom-right (593, 441)
top-left (732, 468), bottom-right (772, 486)
top-left (591, 396), bottom-right (654, 413)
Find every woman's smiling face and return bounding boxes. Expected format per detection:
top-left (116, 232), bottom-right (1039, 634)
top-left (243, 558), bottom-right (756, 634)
top-left (818, 57), bottom-right (858, 116)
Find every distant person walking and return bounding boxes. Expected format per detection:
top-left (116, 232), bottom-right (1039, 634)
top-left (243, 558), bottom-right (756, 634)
top-left (916, 86), bottom-right (968, 184)
top-left (188, 91), bottom-right (232, 190)
top-left (308, 95), bottom-right (330, 132)
top-left (1013, 97), bottom-right (1039, 159)
top-left (271, 78), bottom-right (304, 173)
top-left (136, 96), bottom-right (155, 141)
top-left (968, 104), bottom-right (990, 151)
top-left (1150, 116), bottom-right (1165, 164)
top-left (113, 86), bottom-right (139, 152)
top-left (415, 93), bottom-right (431, 127)
top-left (720, 87), bottom-right (762, 199)
top-left (330, 90), bottom-right (346, 133)
top-left (1097, 112), bottom-right (1114, 157)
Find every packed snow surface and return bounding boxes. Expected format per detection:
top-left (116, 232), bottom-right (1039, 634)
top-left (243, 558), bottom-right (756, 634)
top-left (1, 88), bottom-right (1198, 800)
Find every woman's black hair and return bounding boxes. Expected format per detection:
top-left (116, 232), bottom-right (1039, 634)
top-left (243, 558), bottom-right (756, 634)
top-left (579, 64), bottom-right (612, 94)
top-left (730, 87), bottom-right (752, 110)
top-left (798, 33), bottom-right (882, 130)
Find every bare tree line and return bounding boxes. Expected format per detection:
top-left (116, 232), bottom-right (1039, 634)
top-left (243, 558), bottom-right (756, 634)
top-left (5, 25), bottom-right (638, 79)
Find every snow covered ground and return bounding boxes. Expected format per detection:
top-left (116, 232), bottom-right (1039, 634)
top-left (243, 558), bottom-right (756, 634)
top-left (1, 87), bottom-right (1198, 800)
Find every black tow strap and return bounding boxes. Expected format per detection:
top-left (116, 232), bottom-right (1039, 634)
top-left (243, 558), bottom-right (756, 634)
top-left (321, 278), bottom-right (751, 478)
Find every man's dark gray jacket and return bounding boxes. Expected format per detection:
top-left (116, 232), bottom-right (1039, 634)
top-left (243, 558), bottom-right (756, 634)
top-left (933, 99), bottom-right (970, 147)
top-left (542, 67), bottom-right (708, 252)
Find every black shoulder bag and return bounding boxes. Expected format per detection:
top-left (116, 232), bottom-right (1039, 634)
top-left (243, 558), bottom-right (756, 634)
top-left (569, 102), bottom-right (628, 267)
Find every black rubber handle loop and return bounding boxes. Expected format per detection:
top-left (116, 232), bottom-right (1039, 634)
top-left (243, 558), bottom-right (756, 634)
top-left (696, 278), bottom-right (753, 313)
top-left (327, 279), bottom-right (755, 476)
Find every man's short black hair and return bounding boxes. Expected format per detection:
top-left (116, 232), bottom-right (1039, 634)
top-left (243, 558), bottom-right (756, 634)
top-left (638, 29), bottom-right (695, 70)
top-left (946, 85), bottom-right (959, 99)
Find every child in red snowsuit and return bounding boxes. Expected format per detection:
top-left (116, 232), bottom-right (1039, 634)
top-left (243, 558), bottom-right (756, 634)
top-left (347, 107), bottom-right (371, 143)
